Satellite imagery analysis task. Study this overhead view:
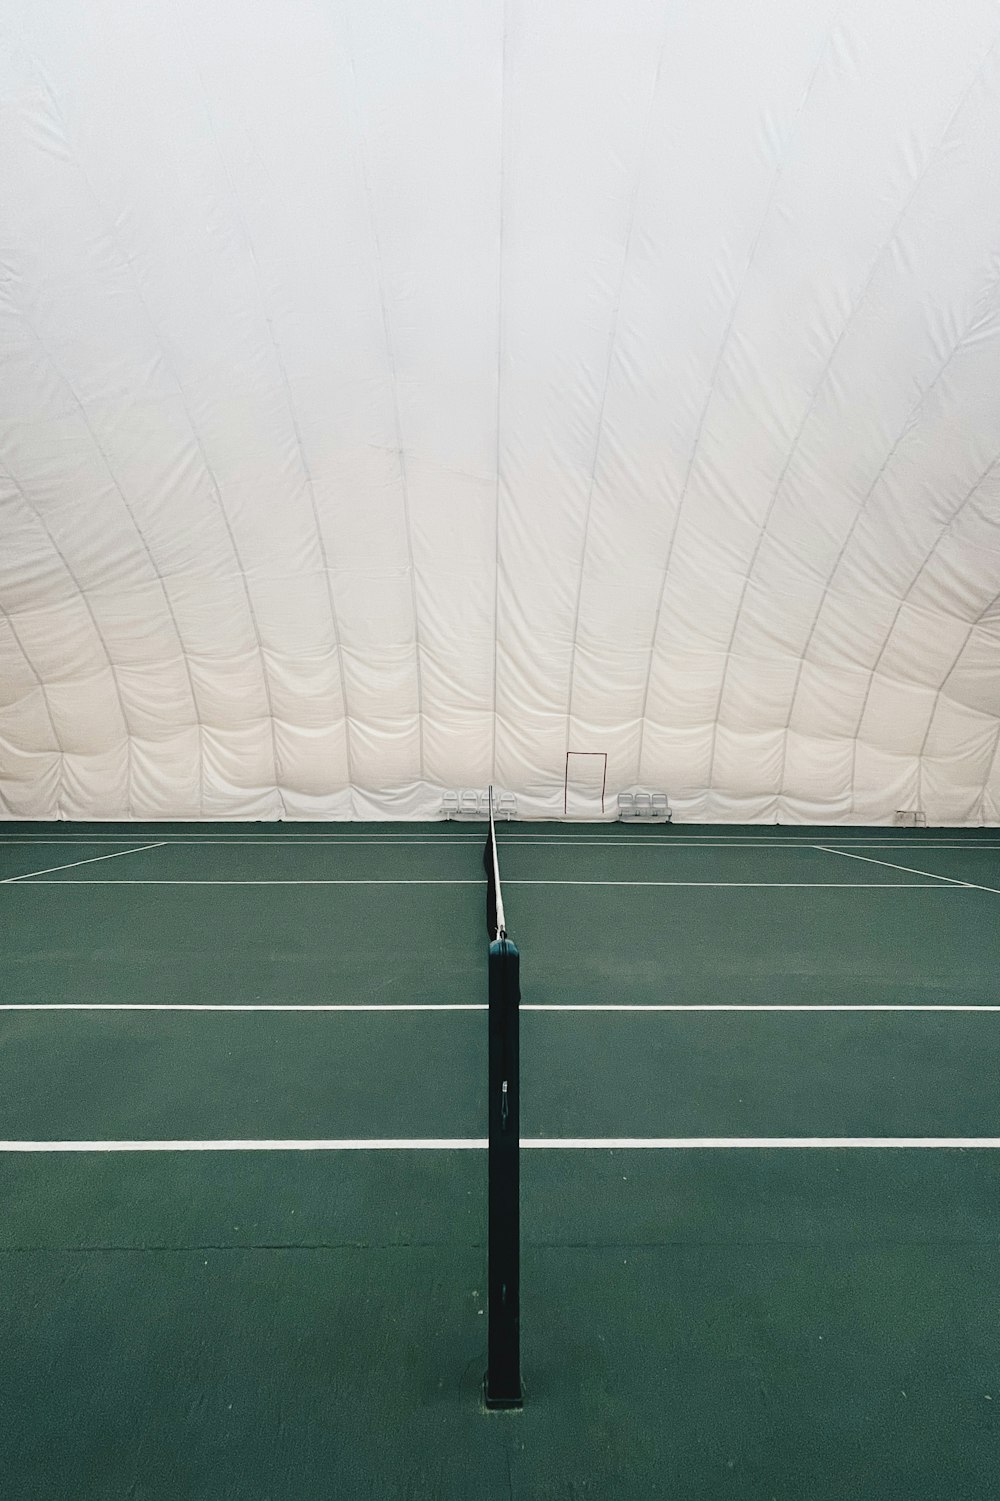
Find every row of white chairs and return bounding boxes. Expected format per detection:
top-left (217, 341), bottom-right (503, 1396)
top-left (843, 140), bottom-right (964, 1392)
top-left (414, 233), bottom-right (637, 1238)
top-left (442, 789), bottom-right (518, 819)
top-left (617, 791), bottom-right (671, 822)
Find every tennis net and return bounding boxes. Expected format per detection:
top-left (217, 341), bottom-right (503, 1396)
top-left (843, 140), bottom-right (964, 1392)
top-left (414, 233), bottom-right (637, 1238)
top-left (483, 787), bottom-right (522, 1408)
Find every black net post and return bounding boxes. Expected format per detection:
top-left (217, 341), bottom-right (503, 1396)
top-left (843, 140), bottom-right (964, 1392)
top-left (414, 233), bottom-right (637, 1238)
top-left (484, 934), bottom-right (522, 1409)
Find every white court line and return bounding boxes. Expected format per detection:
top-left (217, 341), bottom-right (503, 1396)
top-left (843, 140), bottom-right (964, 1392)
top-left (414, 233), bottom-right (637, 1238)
top-left (0, 1003), bottom-right (489, 1012)
top-left (526, 1138), bottom-right (1000, 1150)
top-left (816, 845), bottom-right (1000, 896)
top-left (1, 842), bottom-right (167, 884)
top-left (1, 1002), bottom-right (998, 1013)
top-left (0, 879), bottom-right (966, 888)
top-left (2, 1137), bottom-right (1000, 1152)
top-left (1, 837), bottom-right (998, 848)
top-left (0, 1138), bottom-right (488, 1152)
top-left (520, 1003), bottom-right (1000, 1013)
top-left (0, 836), bottom-right (487, 846)
top-left (2, 879), bottom-right (486, 887)
top-left (506, 879), bottom-right (954, 888)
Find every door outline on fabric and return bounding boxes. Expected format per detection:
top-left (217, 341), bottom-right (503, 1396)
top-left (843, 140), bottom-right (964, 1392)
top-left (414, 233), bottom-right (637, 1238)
top-left (563, 751), bottom-right (608, 816)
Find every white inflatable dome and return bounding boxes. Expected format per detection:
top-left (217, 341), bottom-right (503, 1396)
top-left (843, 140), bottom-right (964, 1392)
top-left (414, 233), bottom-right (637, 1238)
top-left (2, 1), bottom-right (999, 821)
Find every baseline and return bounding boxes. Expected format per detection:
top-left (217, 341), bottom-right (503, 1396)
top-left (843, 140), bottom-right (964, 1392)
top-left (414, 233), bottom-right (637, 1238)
top-left (1, 836), bottom-right (999, 848)
top-left (0, 878), bottom-right (969, 888)
top-left (2, 1002), bottom-right (1000, 1013)
top-left (3, 1137), bottom-right (1000, 1152)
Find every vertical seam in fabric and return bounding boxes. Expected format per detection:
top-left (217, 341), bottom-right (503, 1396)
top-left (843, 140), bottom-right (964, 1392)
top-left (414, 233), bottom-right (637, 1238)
top-left (190, 61), bottom-right (347, 818)
top-left (10, 70), bottom-right (203, 817)
top-left (45, 130), bottom-right (270, 815)
top-left (705, 67), bottom-right (994, 798)
top-left (912, 591), bottom-right (996, 816)
top-left (915, 579), bottom-right (1000, 811)
top-left (780, 260), bottom-right (1000, 810)
top-left (4, 480), bottom-right (135, 816)
top-left (978, 722), bottom-right (1000, 822)
top-left (0, 591), bottom-right (67, 814)
top-left (564, 27), bottom-right (669, 752)
top-left (633, 9), bottom-right (841, 788)
top-left (31, 43), bottom-right (286, 819)
top-left (343, 14), bottom-right (422, 783)
top-left (491, 1), bottom-right (507, 783)
top-left (37, 374), bottom-right (205, 815)
top-left (849, 450), bottom-right (1000, 814)
top-left (776, 30), bottom-right (1000, 814)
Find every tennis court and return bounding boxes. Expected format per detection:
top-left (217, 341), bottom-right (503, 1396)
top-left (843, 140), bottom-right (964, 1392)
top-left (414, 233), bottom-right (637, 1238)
top-left (4, 821), bottom-right (999, 1499)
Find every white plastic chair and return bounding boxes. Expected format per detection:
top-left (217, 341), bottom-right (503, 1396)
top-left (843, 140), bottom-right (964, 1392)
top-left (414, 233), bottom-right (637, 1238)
top-left (441, 791), bottom-right (459, 819)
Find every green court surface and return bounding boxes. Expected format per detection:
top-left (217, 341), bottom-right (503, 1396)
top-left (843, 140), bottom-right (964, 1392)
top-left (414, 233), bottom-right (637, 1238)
top-left (3, 823), bottom-right (1000, 1498)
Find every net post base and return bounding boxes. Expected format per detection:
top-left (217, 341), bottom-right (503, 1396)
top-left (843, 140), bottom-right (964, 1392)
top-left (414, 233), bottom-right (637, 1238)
top-left (483, 1375), bottom-right (523, 1411)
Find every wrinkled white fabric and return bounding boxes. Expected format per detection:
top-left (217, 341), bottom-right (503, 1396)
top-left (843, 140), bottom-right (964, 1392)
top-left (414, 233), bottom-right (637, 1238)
top-left (1, 0), bottom-right (999, 821)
